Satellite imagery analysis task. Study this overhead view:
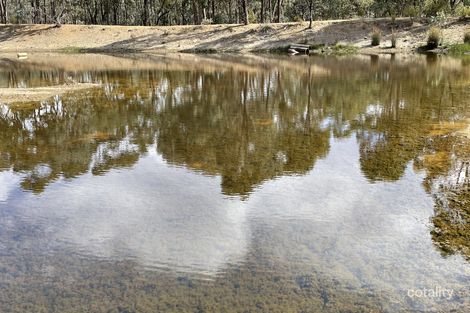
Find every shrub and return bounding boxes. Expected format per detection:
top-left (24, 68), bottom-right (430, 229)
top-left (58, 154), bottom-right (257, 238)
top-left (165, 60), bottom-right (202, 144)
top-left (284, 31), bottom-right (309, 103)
top-left (391, 29), bottom-right (398, 48)
top-left (465, 29), bottom-right (470, 44)
top-left (371, 27), bottom-right (381, 46)
top-left (425, 1), bottom-right (448, 19)
top-left (404, 5), bottom-right (419, 19)
top-left (427, 26), bottom-right (441, 49)
top-left (456, 5), bottom-right (470, 18)
top-left (429, 10), bottom-right (448, 27)
top-left (201, 18), bottom-right (213, 25)
top-left (248, 9), bottom-right (257, 24)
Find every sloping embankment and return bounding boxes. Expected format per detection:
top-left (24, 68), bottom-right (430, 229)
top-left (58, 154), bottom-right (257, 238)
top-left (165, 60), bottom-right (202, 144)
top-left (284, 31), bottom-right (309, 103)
top-left (0, 18), bottom-right (468, 53)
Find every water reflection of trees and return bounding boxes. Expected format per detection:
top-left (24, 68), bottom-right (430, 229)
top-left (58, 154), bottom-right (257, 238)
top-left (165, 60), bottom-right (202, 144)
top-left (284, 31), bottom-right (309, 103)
top-left (155, 70), bottom-right (330, 195)
top-left (0, 55), bottom-right (469, 259)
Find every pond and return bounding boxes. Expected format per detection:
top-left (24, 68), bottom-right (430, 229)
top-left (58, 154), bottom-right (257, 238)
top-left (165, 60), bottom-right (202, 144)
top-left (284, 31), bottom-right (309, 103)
top-left (0, 53), bottom-right (469, 312)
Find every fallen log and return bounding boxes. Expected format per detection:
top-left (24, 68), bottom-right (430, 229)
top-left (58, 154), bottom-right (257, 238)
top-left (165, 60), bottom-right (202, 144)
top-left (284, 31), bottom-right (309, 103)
top-left (289, 43), bottom-right (310, 54)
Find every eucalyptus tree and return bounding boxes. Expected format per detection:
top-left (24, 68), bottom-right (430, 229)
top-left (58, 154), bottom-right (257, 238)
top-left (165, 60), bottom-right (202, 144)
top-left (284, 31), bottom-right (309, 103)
top-left (0, 0), bottom-right (467, 26)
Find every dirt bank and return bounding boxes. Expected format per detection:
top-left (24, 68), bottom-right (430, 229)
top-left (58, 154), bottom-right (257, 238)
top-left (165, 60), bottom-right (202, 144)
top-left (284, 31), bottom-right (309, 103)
top-left (0, 18), bottom-right (468, 54)
top-left (0, 83), bottom-right (100, 104)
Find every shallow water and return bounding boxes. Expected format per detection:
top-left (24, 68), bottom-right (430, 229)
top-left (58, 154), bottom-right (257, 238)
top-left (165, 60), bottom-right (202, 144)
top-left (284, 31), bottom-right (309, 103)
top-left (0, 53), bottom-right (469, 312)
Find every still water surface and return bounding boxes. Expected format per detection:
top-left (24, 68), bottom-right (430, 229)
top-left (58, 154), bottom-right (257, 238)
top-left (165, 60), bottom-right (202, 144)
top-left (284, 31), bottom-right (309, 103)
top-left (0, 53), bottom-right (469, 312)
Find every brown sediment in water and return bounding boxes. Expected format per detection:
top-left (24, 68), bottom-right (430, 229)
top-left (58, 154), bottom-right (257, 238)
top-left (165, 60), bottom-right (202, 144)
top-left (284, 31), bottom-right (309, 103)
top-left (0, 83), bottom-right (101, 105)
top-left (427, 121), bottom-right (469, 136)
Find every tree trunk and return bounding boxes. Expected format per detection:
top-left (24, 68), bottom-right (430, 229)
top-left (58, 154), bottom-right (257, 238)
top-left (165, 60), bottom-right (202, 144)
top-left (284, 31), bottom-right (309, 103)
top-left (181, 0), bottom-right (186, 24)
top-left (0, 0), bottom-right (7, 24)
top-left (276, 0), bottom-right (281, 23)
top-left (212, 0), bottom-right (215, 20)
top-left (51, 0), bottom-right (56, 23)
top-left (143, 0), bottom-right (149, 26)
top-left (42, 0), bottom-right (46, 23)
top-left (260, 0), bottom-right (264, 23)
top-left (308, 0), bottom-right (313, 29)
top-left (242, 0), bottom-right (249, 25)
top-left (192, 0), bottom-right (198, 24)
top-left (30, 0), bottom-right (40, 23)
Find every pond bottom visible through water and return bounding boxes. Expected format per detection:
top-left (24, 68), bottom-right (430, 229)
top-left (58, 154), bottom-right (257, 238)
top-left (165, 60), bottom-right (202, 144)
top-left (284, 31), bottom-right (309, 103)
top-left (0, 53), bottom-right (469, 313)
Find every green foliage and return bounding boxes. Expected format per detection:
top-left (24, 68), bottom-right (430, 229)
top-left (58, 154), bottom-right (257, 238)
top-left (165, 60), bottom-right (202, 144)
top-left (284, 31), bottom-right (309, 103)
top-left (424, 0), bottom-right (449, 17)
top-left (59, 47), bottom-right (90, 53)
top-left (356, 0), bottom-right (374, 17)
top-left (248, 9), bottom-right (257, 24)
top-left (403, 5), bottom-right (419, 18)
top-left (330, 44), bottom-right (358, 54)
top-left (427, 26), bottom-right (441, 49)
top-left (0, 0), bottom-right (468, 26)
top-left (371, 27), bottom-right (381, 46)
top-left (448, 43), bottom-right (470, 54)
top-left (456, 5), bottom-right (470, 18)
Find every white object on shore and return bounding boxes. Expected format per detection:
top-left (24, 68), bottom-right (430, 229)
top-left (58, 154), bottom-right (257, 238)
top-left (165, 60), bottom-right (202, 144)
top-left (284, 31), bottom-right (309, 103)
top-left (17, 53), bottom-right (28, 59)
top-left (288, 48), bottom-right (299, 55)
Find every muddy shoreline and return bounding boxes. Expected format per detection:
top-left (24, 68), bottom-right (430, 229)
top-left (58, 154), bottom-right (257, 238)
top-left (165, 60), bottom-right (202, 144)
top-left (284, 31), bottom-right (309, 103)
top-left (0, 83), bottom-right (101, 104)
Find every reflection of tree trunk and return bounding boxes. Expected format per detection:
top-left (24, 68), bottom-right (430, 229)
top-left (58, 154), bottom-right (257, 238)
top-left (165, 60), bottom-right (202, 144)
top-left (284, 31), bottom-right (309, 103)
top-left (265, 73), bottom-right (271, 109)
top-left (241, 72), bottom-right (250, 167)
top-left (456, 162), bottom-right (470, 186)
top-left (307, 66), bottom-right (311, 125)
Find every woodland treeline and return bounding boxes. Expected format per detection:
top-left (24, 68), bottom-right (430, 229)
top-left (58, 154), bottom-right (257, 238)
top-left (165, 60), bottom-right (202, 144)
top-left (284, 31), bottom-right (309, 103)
top-left (0, 0), bottom-right (469, 26)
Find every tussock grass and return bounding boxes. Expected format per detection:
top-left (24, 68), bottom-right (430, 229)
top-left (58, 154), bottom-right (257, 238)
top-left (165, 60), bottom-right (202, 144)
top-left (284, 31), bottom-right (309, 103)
top-left (427, 27), bottom-right (441, 49)
top-left (371, 27), bottom-right (381, 46)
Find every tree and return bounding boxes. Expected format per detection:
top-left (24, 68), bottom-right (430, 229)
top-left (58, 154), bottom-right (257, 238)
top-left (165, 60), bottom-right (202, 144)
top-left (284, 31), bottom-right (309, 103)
top-left (276, 0), bottom-right (281, 22)
top-left (308, 0), bottom-right (314, 29)
top-left (0, 0), bottom-right (465, 26)
top-left (0, 0), bottom-right (7, 24)
top-left (241, 0), bottom-right (249, 24)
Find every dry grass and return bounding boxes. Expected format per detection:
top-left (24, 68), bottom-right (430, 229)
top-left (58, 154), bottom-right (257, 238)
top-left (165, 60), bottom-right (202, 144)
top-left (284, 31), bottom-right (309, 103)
top-left (0, 18), bottom-right (467, 53)
top-left (371, 27), bottom-right (381, 46)
top-left (427, 26), bottom-right (441, 49)
top-left (464, 28), bottom-right (470, 44)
